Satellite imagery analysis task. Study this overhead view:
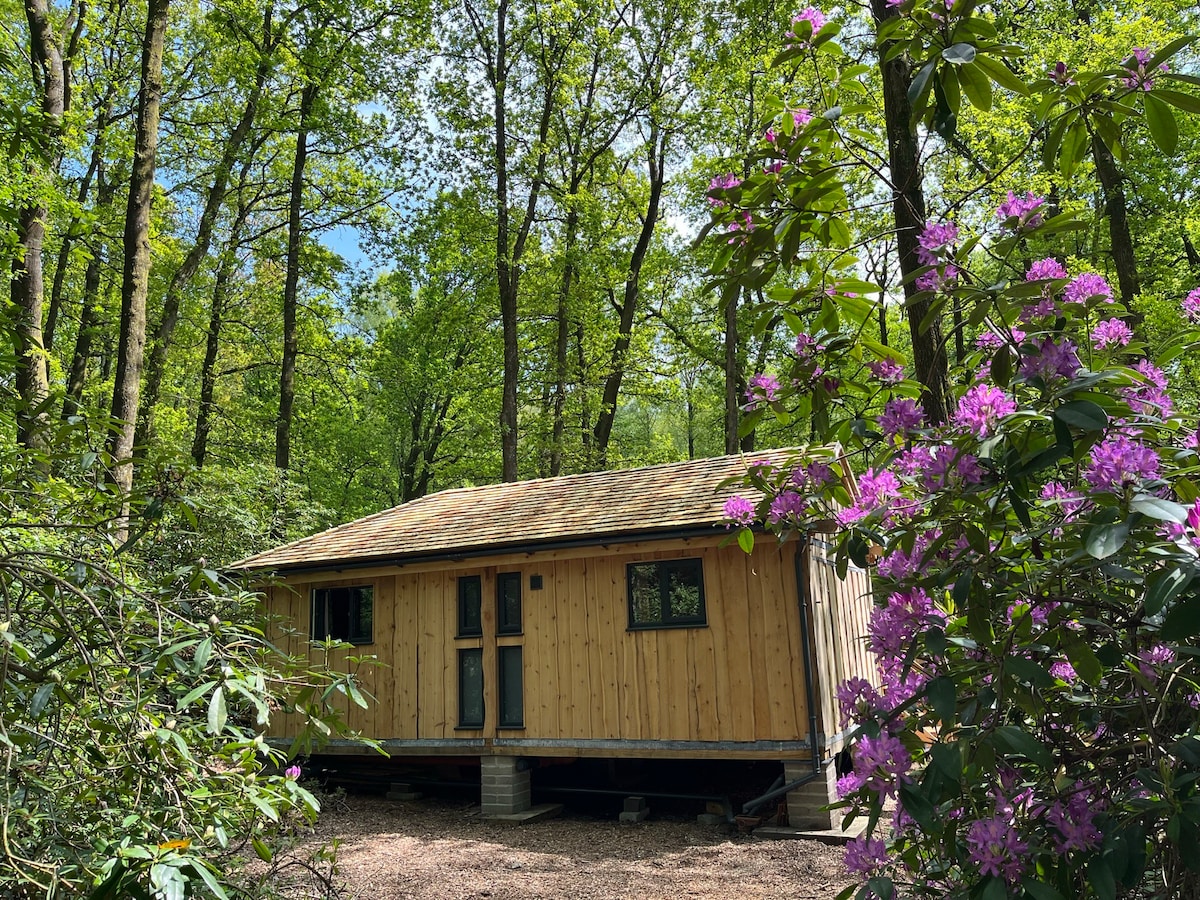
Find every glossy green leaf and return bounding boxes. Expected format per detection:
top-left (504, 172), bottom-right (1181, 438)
top-left (1144, 92), bottom-right (1179, 155)
top-left (941, 42), bottom-right (976, 65)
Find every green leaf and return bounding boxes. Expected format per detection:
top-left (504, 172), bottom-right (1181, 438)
top-left (992, 725), bottom-right (1051, 767)
top-left (927, 676), bottom-right (956, 722)
top-left (1006, 656), bottom-right (1054, 688)
top-left (1155, 88), bottom-right (1200, 115)
top-left (1161, 595), bottom-right (1200, 640)
top-left (1054, 400), bottom-right (1108, 431)
top-left (958, 62), bottom-right (993, 110)
top-left (1085, 520), bottom-right (1131, 560)
top-left (899, 781), bottom-right (935, 829)
top-left (177, 680), bottom-right (218, 711)
top-left (1064, 638), bottom-right (1103, 686)
top-left (1144, 92), bottom-right (1179, 155)
top-left (941, 42), bottom-right (976, 64)
top-left (908, 60), bottom-right (937, 111)
top-left (1131, 494), bottom-right (1189, 523)
top-left (183, 861), bottom-right (231, 900)
top-left (980, 877), bottom-right (1007, 900)
top-left (1088, 857), bottom-right (1117, 900)
top-left (975, 54), bottom-right (1030, 95)
top-left (251, 837), bottom-right (273, 863)
top-left (737, 528), bottom-right (754, 554)
top-left (207, 686), bottom-right (227, 736)
top-left (1021, 879), bottom-right (1066, 900)
top-left (1145, 566), bottom-right (1194, 618)
top-left (930, 742), bottom-right (962, 781)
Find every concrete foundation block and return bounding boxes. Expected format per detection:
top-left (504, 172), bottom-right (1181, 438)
top-left (619, 808), bottom-right (650, 823)
top-left (386, 783), bottom-right (423, 801)
top-left (623, 796), bottom-right (647, 813)
top-left (696, 813), bottom-right (724, 826)
top-left (480, 757), bottom-right (532, 817)
top-left (783, 761), bottom-right (842, 831)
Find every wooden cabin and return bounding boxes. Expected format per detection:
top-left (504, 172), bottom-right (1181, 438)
top-left (240, 450), bottom-right (874, 826)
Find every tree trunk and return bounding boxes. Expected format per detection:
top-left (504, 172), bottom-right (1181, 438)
top-left (1183, 230), bottom-right (1200, 274)
top-left (191, 243), bottom-right (237, 467)
top-left (63, 172), bottom-right (116, 421)
top-left (12, 0), bottom-right (68, 453)
top-left (723, 287), bottom-right (741, 455)
top-left (107, 0), bottom-right (170, 514)
top-left (1090, 135), bottom-right (1140, 308)
top-left (592, 125), bottom-right (666, 468)
top-left (869, 0), bottom-right (950, 425)
top-left (275, 80), bottom-right (317, 472)
top-left (139, 3), bottom-right (276, 449)
top-left (550, 205), bottom-right (578, 477)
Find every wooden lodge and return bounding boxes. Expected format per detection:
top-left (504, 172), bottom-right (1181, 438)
top-left (240, 450), bottom-right (874, 826)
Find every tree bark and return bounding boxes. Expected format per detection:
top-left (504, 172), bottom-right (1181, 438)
top-left (191, 241), bottom-right (237, 467)
top-left (550, 208), bottom-right (577, 477)
top-left (592, 124), bottom-right (666, 468)
top-left (275, 80), bottom-right (318, 471)
top-left (1183, 230), bottom-right (1200, 274)
top-left (869, 0), bottom-right (950, 425)
top-left (139, 2), bottom-right (277, 449)
top-left (107, 0), bottom-right (170, 514)
top-left (12, 0), bottom-right (68, 454)
top-left (1090, 135), bottom-right (1140, 307)
top-left (723, 287), bottom-right (742, 455)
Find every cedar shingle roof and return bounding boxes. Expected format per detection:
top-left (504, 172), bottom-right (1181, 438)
top-left (235, 449), bottom-right (811, 573)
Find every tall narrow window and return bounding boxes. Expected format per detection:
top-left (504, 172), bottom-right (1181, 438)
top-left (457, 575), bottom-right (482, 637)
top-left (311, 585), bottom-right (374, 644)
top-left (497, 572), bottom-right (522, 634)
top-left (458, 648), bottom-right (484, 728)
top-left (627, 559), bottom-right (706, 629)
top-left (498, 646), bottom-right (523, 728)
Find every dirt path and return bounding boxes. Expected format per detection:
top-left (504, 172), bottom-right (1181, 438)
top-left (297, 796), bottom-right (851, 899)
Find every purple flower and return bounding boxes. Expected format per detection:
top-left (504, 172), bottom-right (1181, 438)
top-left (763, 160), bottom-right (783, 175)
top-left (1041, 481), bottom-right (1085, 522)
top-left (1138, 642), bottom-right (1175, 681)
top-left (285, 765), bottom-right (302, 779)
top-left (786, 6), bottom-right (826, 46)
top-left (1047, 784), bottom-right (1103, 853)
top-left (726, 211), bottom-right (754, 244)
top-left (764, 127), bottom-right (777, 143)
top-left (879, 398), bottom-right (925, 439)
top-left (844, 835), bottom-right (889, 876)
top-left (996, 191), bottom-right (1045, 229)
top-left (1084, 434), bottom-right (1160, 492)
top-left (723, 495), bottom-right (756, 526)
top-left (745, 373), bottom-right (781, 407)
top-left (915, 263), bottom-right (958, 293)
top-left (836, 676), bottom-right (882, 728)
top-left (707, 173), bottom-right (741, 208)
top-left (976, 328), bottom-right (1025, 351)
top-left (1064, 272), bottom-right (1114, 305)
top-left (916, 221), bottom-right (958, 266)
top-left (1019, 336), bottom-right (1081, 381)
top-left (1123, 359), bottom-right (1173, 418)
top-left (792, 108), bottom-right (813, 128)
top-left (767, 490), bottom-right (807, 525)
top-left (852, 732), bottom-right (912, 798)
top-left (867, 358), bottom-right (904, 383)
top-left (927, 446), bottom-right (981, 490)
top-left (1049, 660), bottom-right (1077, 682)
top-left (1026, 257), bottom-right (1069, 282)
top-left (793, 332), bottom-right (823, 360)
top-left (966, 815), bottom-right (1028, 884)
top-left (954, 384), bottom-right (1017, 438)
top-left (1050, 61), bottom-right (1075, 85)
top-left (1093, 318), bottom-right (1133, 349)
top-left (1184, 288), bottom-right (1200, 323)
top-left (1123, 47), bottom-right (1168, 91)
top-left (875, 531), bottom-right (938, 580)
top-left (868, 588), bottom-right (939, 657)
top-left (858, 468), bottom-right (902, 515)
top-left (792, 461), bottom-right (835, 490)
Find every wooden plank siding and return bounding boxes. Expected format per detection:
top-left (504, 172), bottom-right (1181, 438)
top-left (262, 533), bottom-right (874, 758)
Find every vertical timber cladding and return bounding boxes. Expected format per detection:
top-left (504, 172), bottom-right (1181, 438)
top-left (263, 534), bottom-right (821, 748)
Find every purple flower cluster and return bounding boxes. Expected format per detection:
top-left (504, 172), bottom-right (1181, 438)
top-left (793, 332), bottom-right (823, 361)
top-left (966, 815), bottom-right (1028, 883)
top-left (1184, 287), bottom-right (1200, 322)
top-left (1027, 257), bottom-right (1068, 283)
top-left (867, 588), bottom-right (938, 657)
top-left (976, 328), bottom-right (1025, 351)
top-left (1123, 47), bottom-right (1168, 91)
top-left (915, 221), bottom-right (959, 292)
top-left (1138, 642), bottom-right (1176, 681)
top-left (786, 6), bottom-right (826, 45)
top-left (707, 173), bottom-right (741, 208)
top-left (745, 372), bottom-right (780, 407)
top-left (836, 676), bottom-right (882, 728)
top-left (1163, 499), bottom-right (1200, 549)
top-left (844, 836), bottom-right (889, 876)
top-left (767, 490), bottom-right (807, 525)
top-left (1040, 481), bottom-right (1085, 523)
top-left (868, 357), bottom-right (904, 384)
top-left (1018, 336), bottom-right (1080, 381)
top-left (879, 398), bottom-right (925, 439)
top-left (996, 190), bottom-right (1045, 229)
top-left (1047, 784), bottom-right (1103, 853)
top-left (842, 732), bottom-right (912, 798)
top-left (723, 495), bottom-right (756, 526)
top-left (1092, 318), bottom-right (1132, 350)
top-left (1084, 434), bottom-right (1160, 492)
top-left (1063, 272), bottom-right (1114, 305)
top-left (1049, 660), bottom-right (1077, 682)
top-left (1123, 359), bottom-right (1173, 418)
top-left (954, 383), bottom-right (1017, 438)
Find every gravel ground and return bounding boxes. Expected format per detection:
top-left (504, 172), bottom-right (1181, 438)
top-left (294, 795), bottom-right (852, 899)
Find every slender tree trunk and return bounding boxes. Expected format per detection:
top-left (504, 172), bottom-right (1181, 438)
top-left (63, 172), bottom-right (116, 421)
top-left (107, 0), bottom-right (170, 515)
top-left (140, 4), bottom-right (276, 449)
top-left (1184, 230), bottom-right (1200, 274)
top-left (723, 287), bottom-right (741, 455)
top-left (1090, 136), bottom-right (1140, 307)
top-left (869, 0), bottom-right (950, 425)
top-left (550, 205), bottom-right (579, 476)
top-left (190, 244), bottom-right (236, 467)
top-left (592, 126), bottom-right (666, 467)
top-left (275, 80), bottom-right (317, 471)
top-left (12, 0), bottom-right (69, 453)
top-left (576, 320), bottom-right (591, 462)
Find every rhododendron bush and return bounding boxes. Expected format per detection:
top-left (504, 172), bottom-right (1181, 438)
top-left (707, 4), bottom-right (1200, 899)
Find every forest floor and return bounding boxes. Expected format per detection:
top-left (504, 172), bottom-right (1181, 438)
top-left (285, 794), bottom-right (851, 899)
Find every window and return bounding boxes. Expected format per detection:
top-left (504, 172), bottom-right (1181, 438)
top-left (497, 572), bottom-right (522, 634)
top-left (311, 585), bottom-right (373, 644)
top-left (627, 559), bottom-right (706, 629)
top-left (458, 648), bottom-right (484, 727)
top-left (457, 575), bottom-right (482, 637)
top-left (498, 646), bottom-right (523, 727)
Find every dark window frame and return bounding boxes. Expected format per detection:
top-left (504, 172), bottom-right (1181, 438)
top-left (496, 571), bottom-right (522, 635)
top-left (310, 585), bottom-right (374, 645)
top-left (626, 558), bottom-right (707, 630)
top-left (458, 648), bottom-right (484, 728)
top-left (457, 575), bottom-right (483, 637)
top-left (497, 645), bottom-right (524, 728)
